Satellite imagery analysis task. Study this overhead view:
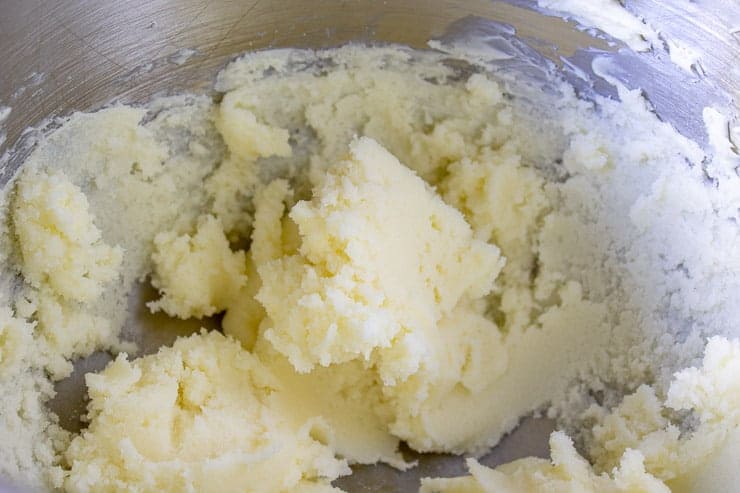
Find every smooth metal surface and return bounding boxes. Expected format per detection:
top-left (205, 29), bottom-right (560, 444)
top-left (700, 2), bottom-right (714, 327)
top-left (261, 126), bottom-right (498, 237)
top-left (1, 0), bottom-right (737, 174)
top-left (0, 1), bottom-right (738, 491)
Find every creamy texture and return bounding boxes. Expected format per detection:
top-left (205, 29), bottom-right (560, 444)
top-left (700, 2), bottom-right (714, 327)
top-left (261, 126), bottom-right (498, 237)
top-left (422, 433), bottom-right (670, 493)
top-left (0, 45), bottom-right (737, 493)
top-left (148, 215), bottom-right (248, 319)
top-left (0, 308), bottom-right (32, 375)
top-left (64, 331), bottom-right (348, 493)
top-left (255, 137), bottom-right (502, 376)
top-left (11, 171), bottom-right (123, 379)
top-left (421, 337), bottom-right (740, 493)
top-left (12, 171), bottom-right (122, 304)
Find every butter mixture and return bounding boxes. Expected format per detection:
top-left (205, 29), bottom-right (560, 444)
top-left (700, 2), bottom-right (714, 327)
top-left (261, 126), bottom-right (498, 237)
top-left (0, 46), bottom-right (738, 493)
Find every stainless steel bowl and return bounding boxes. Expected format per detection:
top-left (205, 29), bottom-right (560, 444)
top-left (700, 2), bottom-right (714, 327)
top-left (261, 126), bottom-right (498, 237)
top-left (1, 0), bottom-right (738, 170)
top-left (0, 1), bottom-right (738, 491)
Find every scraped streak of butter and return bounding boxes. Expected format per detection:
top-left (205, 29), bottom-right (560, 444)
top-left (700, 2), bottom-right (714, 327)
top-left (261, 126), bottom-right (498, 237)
top-left (703, 107), bottom-right (740, 177)
top-left (537, 0), bottom-right (659, 51)
top-left (537, 0), bottom-right (709, 75)
top-left (665, 39), bottom-right (700, 74)
top-left (0, 45), bottom-right (737, 493)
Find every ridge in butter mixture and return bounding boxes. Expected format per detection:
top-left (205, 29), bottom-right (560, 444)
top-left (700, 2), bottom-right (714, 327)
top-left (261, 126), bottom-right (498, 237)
top-left (0, 46), bottom-right (738, 492)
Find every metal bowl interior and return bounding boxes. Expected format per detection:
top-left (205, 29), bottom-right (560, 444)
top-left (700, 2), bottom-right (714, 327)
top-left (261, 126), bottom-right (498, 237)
top-left (1, 0), bottom-right (737, 173)
top-left (0, 1), bottom-right (738, 491)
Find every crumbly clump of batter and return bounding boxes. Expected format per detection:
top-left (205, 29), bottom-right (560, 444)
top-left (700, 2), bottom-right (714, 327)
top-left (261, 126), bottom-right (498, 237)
top-left (64, 330), bottom-right (348, 493)
top-left (0, 46), bottom-right (737, 492)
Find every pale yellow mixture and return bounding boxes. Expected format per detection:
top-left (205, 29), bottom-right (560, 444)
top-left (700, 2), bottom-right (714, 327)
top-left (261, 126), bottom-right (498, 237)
top-left (0, 46), bottom-right (738, 493)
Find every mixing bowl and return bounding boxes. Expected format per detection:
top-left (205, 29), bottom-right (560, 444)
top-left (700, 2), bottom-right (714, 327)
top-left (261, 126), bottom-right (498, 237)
top-left (0, 1), bottom-right (738, 491)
